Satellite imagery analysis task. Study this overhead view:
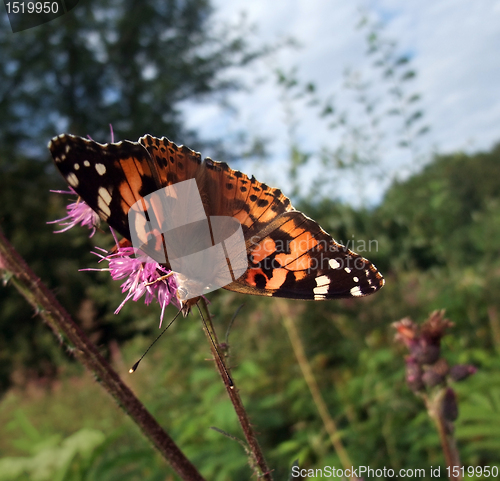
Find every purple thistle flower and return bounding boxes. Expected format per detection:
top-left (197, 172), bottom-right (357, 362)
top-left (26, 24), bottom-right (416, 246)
top-left (84, 232), bottom-right (180, 326)
top-left (394, 311), bottom-right (476, 394)
top-left (48, 188), bottom-right (100, 237)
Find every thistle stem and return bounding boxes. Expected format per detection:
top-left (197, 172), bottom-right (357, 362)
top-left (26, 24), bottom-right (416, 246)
top-left (197, 297), bottom-right (273, 480)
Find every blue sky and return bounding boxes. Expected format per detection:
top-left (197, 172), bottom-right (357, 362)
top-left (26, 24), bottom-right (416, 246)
top-left (180, 0), bottom-right (500, 204)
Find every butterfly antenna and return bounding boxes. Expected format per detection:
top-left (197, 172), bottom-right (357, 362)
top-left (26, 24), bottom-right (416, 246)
top-left (196, 303), bottom-right (234, 388)
top-left (129, 309), bottom-right (183, 373)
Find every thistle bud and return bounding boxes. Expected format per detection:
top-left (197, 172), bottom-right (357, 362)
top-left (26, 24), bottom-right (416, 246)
top-left (450, 364), bottom-right (477, 382)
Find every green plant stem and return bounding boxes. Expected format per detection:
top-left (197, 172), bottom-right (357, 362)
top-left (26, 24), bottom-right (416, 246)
top-left (425, 390), bottom-right (462, 481)
top-left (0, 229), bottom-right (205, 481)
top-left (277, 301), bottom-right (355, 479)
top-left (197, 297), bottom-right (273, 480)
top-left (487, 306), bottom-right (500, 354)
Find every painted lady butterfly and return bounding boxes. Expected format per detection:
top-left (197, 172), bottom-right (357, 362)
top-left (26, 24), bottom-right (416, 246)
top-left (48, 134), bottom-right (384, 305)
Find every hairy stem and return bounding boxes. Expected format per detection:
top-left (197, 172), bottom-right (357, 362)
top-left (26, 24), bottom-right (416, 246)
top-left (197, 297), bottom-right (273, 480)
top-left (0, 230), bottom-right (205, 481)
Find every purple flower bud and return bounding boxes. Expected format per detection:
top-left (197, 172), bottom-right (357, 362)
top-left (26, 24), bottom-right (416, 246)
top-left (450, 364), bottom-right (477, 382)
top-left (393, 318), bottom-right (419, 348)
top-left (413, 341), bottom-right (440, 365)
top-left (422, 358), bottom-right (449, 388)
top-left (421, 310), bottom-right (454, 345)
top-left (405, 356), bottom-right (425, 393)
top-left (422, 369), bottom-right (445, 388)
top-left (440, 388), bottom-right (458, 422)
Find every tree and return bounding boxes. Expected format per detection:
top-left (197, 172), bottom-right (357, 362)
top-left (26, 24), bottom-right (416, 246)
top-left (0, 0), bottom-right (264, 156)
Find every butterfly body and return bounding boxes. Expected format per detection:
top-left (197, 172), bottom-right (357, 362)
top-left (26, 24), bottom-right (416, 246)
top-left (49, 134), bottom-right (384, 303)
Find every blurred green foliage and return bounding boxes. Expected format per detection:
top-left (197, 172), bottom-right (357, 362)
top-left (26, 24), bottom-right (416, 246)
top-left (1, 1), bottom-right (500, 479)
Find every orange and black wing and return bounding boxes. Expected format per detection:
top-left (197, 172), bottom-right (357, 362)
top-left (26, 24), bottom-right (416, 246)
top-left (224, 210), bottom-right (384, 299)
top-left (200, 157), bottom-right (295, 234)
top-left (49, 134), bottom-right (163, 241)
top-left (139, 134), bottom-right (202, 187)
top-left (48, 134), bottom-right (202, 243)
top-left (194, 155), bottom-right (384, 299)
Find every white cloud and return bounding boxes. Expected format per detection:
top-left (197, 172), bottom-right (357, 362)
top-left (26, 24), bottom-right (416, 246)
top-left (377, 0), bottom-right (500, 153)
top-left (180, 0), bottom-right (500, 204)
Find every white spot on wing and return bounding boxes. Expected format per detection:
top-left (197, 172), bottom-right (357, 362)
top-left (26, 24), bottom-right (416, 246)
top-left (98, 197), bottom-right (111, 218)
top-left (353, 276), bottom-right (359, 282)
top-left (314, 285), bottom-right (329, 296)
top-left (313, 275), bottom-right (330, 296)
top-left (345, 267), bottom-right (351, 273)
top-left (95, 163), bottom-right (106, 175)
top-left (74, 163), bottom-right (80, 170)
top-left (65, 145), bottom-right (70, 154)
top-left (134, 212), bottom-right (148, 244)
top-left (329, 259), bottom-right (340, 269)
top-left (84, 160), bottom-right (90, 167)
top-left (350, 286), bottom-right (363, 297)
top-left (66, 173), bottom-right (79, 187)
top-left (314, 294), bottom-right (326, 300)
top-left (98, 186), bottom-right (112, 206)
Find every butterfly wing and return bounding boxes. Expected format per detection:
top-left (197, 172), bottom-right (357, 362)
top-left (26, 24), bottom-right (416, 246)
top-left (200, 157), bottom-right (294, 232)
top-left (195, 156), bottom-right (384, 299)
top-left (49, 134), bottom-right (163, 240)
top-left (139, 134), bottom-right (202, 186)
top-left (224, 211), bottom-right (384, 299)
